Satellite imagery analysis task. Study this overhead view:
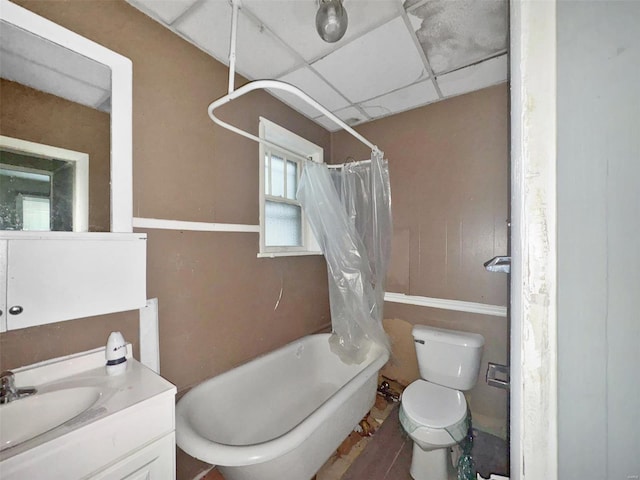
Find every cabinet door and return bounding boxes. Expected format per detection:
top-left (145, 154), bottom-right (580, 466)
top-left (5, 237), bottom-right (146, 329)
top-left (89, 433), bottom-right (175, 480)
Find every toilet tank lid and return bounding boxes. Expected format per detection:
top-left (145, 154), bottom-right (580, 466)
top-left (412, 325), bottom-right (485, 347)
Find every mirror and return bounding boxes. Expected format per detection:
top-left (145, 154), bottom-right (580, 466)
top-left (0, 0), bottom-right (132, 233)
top-left (0, 19), bottom-right (110, 231)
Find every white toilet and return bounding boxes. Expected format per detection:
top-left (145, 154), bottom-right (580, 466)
top-left (399, 325), bottom-right (485, 480)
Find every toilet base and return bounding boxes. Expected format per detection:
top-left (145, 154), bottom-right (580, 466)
top-left (409, 443), bottom-right (452, 480)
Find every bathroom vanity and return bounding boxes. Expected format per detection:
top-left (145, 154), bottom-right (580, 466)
top-left (0, 345), bottom-right (176, 478)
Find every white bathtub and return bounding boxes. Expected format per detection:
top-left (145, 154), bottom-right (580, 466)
top-left (176, 333), bottom-right (389, 480)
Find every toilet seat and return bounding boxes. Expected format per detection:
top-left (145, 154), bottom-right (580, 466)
top-left (402, 380), bottom-right (467, 429)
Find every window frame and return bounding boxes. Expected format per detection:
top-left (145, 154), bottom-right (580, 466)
top-left (258, 117), bottom-right (322, 258)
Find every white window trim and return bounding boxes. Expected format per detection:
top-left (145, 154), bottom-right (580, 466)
top-left (258, 117), bottom-right (322, 258)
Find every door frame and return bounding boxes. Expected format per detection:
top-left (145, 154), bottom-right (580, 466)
top-left (510, 1), bottom-right (558, 479)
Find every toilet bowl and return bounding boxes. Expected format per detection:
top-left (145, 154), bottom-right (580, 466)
top-left (400, 380), bottom-right (469, 480)
top-left (399, 326), bottom-right (484, 480)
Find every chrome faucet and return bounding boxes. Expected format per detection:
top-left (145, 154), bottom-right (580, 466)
top-left (0, 371), bottom-right (37, 404)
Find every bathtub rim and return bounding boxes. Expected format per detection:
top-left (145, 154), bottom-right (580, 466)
top-left (175, 333), bottom-right (389, 467)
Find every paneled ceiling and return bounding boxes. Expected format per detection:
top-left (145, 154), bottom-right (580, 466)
top-left (127, 0), bottom-right (508, 131)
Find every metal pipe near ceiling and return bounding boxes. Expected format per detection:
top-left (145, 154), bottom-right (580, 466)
top-left (208, 0), bottom-right (383, 162)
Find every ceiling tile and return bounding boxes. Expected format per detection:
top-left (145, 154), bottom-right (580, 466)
top-left (175, 1), bottom-right (299, 79)
top-left (313, 106), bottom-right (368, 132)
top-left (312, 115), bottom-right (341, 132)
top-left (331, 106), bottom-right (368, 124)
top-left (172, 2), bottom-right (233, 65)
top-left (436, 54), bottom-right (508, 98)
top-left (127, 0), bottom-right (199, 24)
top-left (242, 0), bottom-right (402, 63)
top-left (407, 0), bottom-right (508, 74)
top-left (360, 79), bottom-right (439, 119)
top-left (333, 106), bottom-right (368, 124)
top-left (269, 67), bottom-right (349, 118)
top-left (268, 90), bottom-right (317, 120)
top-left (312, 16), bottom-right (427, 103)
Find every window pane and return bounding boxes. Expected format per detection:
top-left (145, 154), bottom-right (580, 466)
top-left (270, 155), bottom-right (285, 198)
top-left (265, 201), bottom-right (302, 246)
top-left (22, 196), bottom-right (50, 231)
top-left (264, 153), bottom-right (270, 193)
top-left (286, 160), bottom-right (297, 200)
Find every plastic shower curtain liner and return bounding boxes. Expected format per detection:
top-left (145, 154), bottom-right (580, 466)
top-left (297, 150), bottom-right (392, 364)
top-left (299, 152), bottom-right (478, 480)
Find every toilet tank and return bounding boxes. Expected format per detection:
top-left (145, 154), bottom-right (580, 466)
top-left (412, 325), bottom-right (485, 390)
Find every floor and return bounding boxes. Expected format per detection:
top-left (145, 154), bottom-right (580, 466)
top-left (335, 403), bottom-right (413, 480)
top-left (201, 389), bottom-right (508, 480)
top-left (335, 404), bottom-right (509, 480)
top-left (315, 398), bottom-right (398, 480)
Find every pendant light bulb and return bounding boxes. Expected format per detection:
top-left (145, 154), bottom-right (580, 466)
top-left (316, 0), bottom-right (348, 43)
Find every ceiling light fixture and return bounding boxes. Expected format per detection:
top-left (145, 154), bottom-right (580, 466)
top-left (316, 0), bottom-right (348, 43)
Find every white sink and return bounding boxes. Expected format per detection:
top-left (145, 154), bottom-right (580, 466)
top-left (0, 386), bottom-right (101, 451)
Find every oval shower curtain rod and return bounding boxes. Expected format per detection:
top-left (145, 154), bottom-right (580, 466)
top-left (207, 0), bottom-right (382, 162)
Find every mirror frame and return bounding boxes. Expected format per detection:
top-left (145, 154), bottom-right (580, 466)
top-left (0, 0), bottom-right (132, 233)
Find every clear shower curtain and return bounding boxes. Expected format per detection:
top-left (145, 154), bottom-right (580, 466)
top-left (297, 150), bottom-right (392, 364)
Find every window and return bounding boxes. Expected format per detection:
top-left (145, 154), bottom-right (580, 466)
top-left (259, 117), bottom-right (322, 257)
top-left (20, 194), bottom-right (51, 231)
top-left (0, 136), bottom-right (88, 231)
top-left (1, 166), bottom-right (52, 231)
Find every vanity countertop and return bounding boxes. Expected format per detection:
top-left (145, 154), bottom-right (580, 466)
top-left (0, 345), bottom-right (176, 476)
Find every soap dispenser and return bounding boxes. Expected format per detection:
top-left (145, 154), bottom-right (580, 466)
top-left (105, 331), bottom-right (128, 376)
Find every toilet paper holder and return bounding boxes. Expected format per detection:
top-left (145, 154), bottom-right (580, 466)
top-left (486, 362), bottom-right (510, 389)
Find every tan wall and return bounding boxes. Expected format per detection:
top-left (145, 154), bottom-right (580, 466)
top-left (0, 311), bottom-right (141, 369)
top-left (0, 79), bottom-right (111, 232)
top-left (331, 85), bottom-right (509, 305)
top-left (0, 0), bottom-right (331, 398)
top-left (332, 85), bottom-right (509, 436)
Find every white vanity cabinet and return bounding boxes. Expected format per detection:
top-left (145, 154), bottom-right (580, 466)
top-left (0, 233), bottom-right (146, 331)
top-left (90, 433), bottom-right (175, 479)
